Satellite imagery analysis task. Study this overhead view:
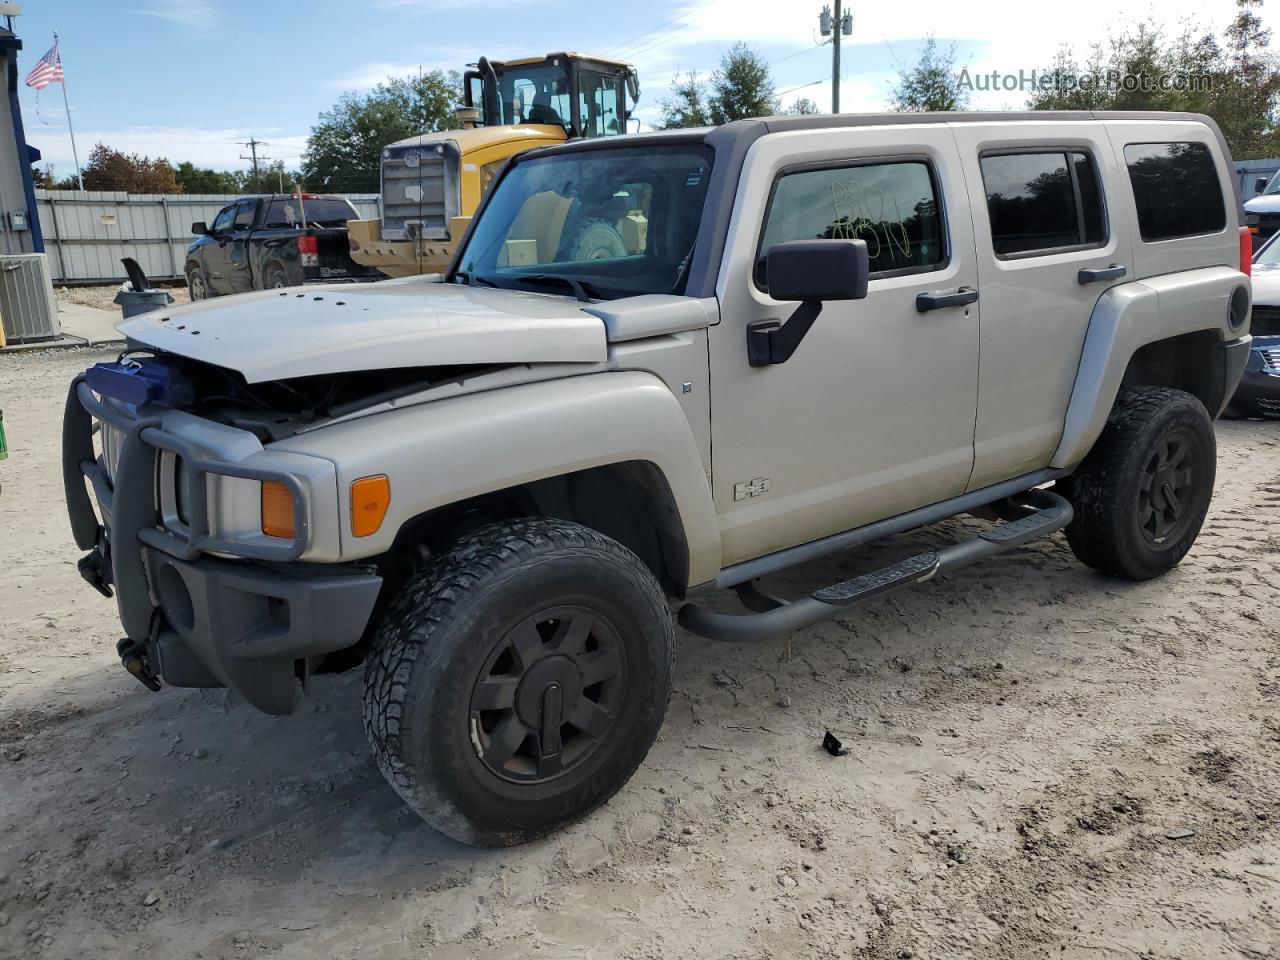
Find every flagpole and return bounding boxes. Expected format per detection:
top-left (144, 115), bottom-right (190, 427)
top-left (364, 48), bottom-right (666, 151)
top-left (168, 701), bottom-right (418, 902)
top-left (53, 32), bottom-right (82, 190)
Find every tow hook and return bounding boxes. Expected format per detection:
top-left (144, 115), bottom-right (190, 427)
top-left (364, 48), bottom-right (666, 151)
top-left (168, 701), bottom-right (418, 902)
top-left (116, 638), bottom-right (161, 692)
top-left (78, 549), bottom-right (113, 598)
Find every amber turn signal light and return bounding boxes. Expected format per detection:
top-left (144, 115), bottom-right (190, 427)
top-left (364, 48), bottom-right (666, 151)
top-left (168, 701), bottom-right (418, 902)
top-left (351, 475), bottom-right (391, 538)
top-left (260, 481), bottom-right (296, 539)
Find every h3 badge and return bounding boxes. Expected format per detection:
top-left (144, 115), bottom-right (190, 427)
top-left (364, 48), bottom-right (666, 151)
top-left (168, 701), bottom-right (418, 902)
top-left (733, 477), bottom-right (771, 501)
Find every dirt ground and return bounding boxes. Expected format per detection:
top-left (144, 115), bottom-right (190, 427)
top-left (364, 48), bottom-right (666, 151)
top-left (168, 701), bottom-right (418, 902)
top-left (1, 346), bottom-right (1279, 960)
top-left (55, 283), bottom-right (190, 313)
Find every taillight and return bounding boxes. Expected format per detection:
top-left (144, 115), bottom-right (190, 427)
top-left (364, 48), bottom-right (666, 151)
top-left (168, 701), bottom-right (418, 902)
top-left (296, 235), bottom-right (318, 255)
top-left (1239, 226), bottom-right (1252, 276)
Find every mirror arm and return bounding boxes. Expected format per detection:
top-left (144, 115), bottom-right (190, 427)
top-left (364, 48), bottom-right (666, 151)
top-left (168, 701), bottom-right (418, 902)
top-left (746, 301), bottom-right (823, 367)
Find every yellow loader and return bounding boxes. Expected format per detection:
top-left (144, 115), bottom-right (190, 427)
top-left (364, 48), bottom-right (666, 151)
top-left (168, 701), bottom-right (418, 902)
top-left (349, 52), bottom-right (640, 277)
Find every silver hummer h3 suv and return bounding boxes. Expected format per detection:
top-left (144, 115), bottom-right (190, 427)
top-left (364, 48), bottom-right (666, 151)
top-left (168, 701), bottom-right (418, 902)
top-left (64, 111), bottom-right (1253, 846)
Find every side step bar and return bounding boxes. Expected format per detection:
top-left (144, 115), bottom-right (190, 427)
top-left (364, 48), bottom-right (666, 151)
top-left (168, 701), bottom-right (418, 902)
top-left (678, 490), bottom-right (1072, 643)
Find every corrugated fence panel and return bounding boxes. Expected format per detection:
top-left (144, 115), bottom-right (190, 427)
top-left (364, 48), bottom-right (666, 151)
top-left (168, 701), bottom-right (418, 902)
top-left (36, 191), bottom-right (382, 283)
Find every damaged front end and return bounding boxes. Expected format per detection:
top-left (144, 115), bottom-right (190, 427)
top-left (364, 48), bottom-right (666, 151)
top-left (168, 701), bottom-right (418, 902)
top-left (61, 353), bottom-right (410, 715)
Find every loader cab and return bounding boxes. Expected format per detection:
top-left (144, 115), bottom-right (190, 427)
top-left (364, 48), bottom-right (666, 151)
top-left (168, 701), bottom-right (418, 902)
top-left (463, 53), bottom-right (639, 139)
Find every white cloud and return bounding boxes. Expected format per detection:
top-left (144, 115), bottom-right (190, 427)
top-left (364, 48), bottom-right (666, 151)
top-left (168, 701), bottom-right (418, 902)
top-left (621, 0), bottom-right (1276, 113)
top-left (139, 0), bottom-right (222, 28)
top-left (329, 61), bottom-right (454, 91)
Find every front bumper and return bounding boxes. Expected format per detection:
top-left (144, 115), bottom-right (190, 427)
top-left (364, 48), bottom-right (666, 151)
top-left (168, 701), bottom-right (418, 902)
top-left (63, 376), bottom-right (382, 714)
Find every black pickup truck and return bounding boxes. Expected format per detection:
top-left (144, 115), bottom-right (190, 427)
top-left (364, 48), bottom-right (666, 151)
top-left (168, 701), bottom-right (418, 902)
top-left (185, 194), bottom-right (381, 299)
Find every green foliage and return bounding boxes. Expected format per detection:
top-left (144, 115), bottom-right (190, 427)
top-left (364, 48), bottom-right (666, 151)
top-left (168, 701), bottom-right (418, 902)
top-left (30, 164), bottom-right (55, 189)
top-left (174, 161), bottom-right (244, 194)
top-left (786, 97), bottom-right (820, 116)
top-left (659, 71), bottom-right (711, 129)
top-left (660, 44), bottom-right (778, 128)
top-left (709, 42), bottom-right (778, 124)
top-left (890, 37), bottom-right (970, 112)
top-left (301, 71), bottom-right (462, 192)
top-left (1027, 1), bottom-right (1280, 159)
top-left (81, 143), bottom-right (180, 193)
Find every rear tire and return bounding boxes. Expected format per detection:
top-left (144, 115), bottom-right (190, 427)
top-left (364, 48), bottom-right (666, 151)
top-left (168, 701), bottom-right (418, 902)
top-left (363, 518), bottom-right (674, 846)
top-left (1065, 386), bottom-right (1216, 580)
top-left (566, 220), bottom-right (629, 260)
top-left (266, 264), bottom-right (289, 289)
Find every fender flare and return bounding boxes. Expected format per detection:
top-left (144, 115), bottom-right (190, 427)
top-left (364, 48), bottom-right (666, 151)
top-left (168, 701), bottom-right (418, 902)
top-left (1052, 266), bottom-right (1249, 468)
top-left (273, 370), bottom-right (722, 587)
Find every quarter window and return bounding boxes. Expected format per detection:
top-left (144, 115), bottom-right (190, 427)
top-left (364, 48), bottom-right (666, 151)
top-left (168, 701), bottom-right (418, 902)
top-left (1123, 141), bottom-right (1225, 241)
top-left (757, 160), bottom-right (946, 286)
top-left (980, 151), bottom-right (1106, 256)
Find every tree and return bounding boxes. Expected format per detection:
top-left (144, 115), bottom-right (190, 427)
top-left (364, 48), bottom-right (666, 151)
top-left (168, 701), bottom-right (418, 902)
top-left (1026, 3), bottom-right (1280, 158)
top-left (174, 161), bottom-right (243, 194)
top-left (890, 36), bottom-right (970, 112)
top-left (302, 71), bottom-right (462, 192)
top-left (659, 71), bottom-right (712, 129)
top-left (1210, 0), bottom-right (1280, 159)
top-left (81, 143), bottom-right (180, 193)
top-left (786, 97), bottom-right (819, 116)
top-left (708, 42), bottom-right (777, 124)
top-left (30, 164), bottom-right (55, 189)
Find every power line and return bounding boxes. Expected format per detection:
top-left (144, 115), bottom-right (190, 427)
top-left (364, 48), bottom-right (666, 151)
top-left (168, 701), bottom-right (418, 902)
top-left (776, 75), bottom-right (831, 100)
top-left (604, 0), bottom-right (713, 57)
top-left (769, 44), bottom-right (824, 66)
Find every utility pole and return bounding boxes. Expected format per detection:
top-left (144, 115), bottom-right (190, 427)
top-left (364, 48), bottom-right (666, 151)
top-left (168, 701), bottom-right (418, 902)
top-left (832, 0), bottom-right (841, 113)
top-left (819, 4), bottom-right (853, 113)
top-left (239, 138), bottom-right (269, 192)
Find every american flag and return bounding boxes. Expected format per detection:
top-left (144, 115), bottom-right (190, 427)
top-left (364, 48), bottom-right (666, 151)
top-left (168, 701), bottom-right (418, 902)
top-left (25, 40), bottom-right (64, 90)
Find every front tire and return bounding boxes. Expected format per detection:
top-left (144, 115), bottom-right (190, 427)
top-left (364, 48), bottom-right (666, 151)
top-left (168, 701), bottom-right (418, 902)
top-left (1065, 386), bottom-right (1216, 580)
top-left (363, 518), bottom-right (674, 846)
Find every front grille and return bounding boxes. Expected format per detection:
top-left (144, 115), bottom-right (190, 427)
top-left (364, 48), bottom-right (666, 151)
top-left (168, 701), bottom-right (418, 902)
top-left (1251, 305), bottom-right (1280, 337)
top-left (1260, 347), bottom-right (1280, 370)
top-left (380, 139), bottom-right (460, 242)
top-left (1258, 397), bottom-right (1280, 412)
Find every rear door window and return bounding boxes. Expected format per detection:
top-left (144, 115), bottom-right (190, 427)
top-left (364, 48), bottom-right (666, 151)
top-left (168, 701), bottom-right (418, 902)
top-left (1123, 141), bottom-right (1225, 241)
top-left (756, 159), bottom-right (946, 286)
top-left (980, 151), bottom-right (1106, 257)
top-left (232, 201), bottom-right (256, 230)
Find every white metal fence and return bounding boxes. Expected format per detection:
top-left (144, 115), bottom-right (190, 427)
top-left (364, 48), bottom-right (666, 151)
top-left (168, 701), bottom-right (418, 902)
top-left (35, 190), bottom-right (381, 285)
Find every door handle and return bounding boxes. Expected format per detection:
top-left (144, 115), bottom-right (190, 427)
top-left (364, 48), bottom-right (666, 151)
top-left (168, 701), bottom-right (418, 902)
top-left (1077, 264), bottom-right (1127, 284)
top-left (915, 286), bottom-right (978, 313)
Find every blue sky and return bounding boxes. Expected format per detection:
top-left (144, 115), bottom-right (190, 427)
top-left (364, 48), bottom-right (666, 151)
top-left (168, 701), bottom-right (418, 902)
top-left (18, 0), bottom-right (1270, 181)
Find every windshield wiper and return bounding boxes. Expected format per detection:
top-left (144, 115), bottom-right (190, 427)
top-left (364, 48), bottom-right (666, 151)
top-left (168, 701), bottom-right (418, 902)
top-left (508, 273), bottom-right (600, 302)
top-left (455, 270), bottom-right (498, 288)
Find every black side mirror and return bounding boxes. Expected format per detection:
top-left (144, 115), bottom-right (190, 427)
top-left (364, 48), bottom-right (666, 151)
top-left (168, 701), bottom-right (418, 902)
top-left (748, 239), bottom-right (869, 366)
top-left (191, 221), bottom-right (209, 236)
top-left (1256, 177), bottom-right (1269, 194)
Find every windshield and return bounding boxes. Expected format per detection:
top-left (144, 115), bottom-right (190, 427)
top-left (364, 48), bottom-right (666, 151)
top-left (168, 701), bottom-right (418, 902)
top-left (1263, 172), bottom-right (1280, 196)
top-left (454, 144), bottom-right (713, 300)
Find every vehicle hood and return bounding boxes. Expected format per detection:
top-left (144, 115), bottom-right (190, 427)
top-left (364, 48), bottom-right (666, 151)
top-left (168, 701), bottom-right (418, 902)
top-left (116, 277), bottom-right (608, 383)
top-left (1245, 194), bottom-right (1280, 214)
top-left (1251, 262), bottom-right (1280, 306)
